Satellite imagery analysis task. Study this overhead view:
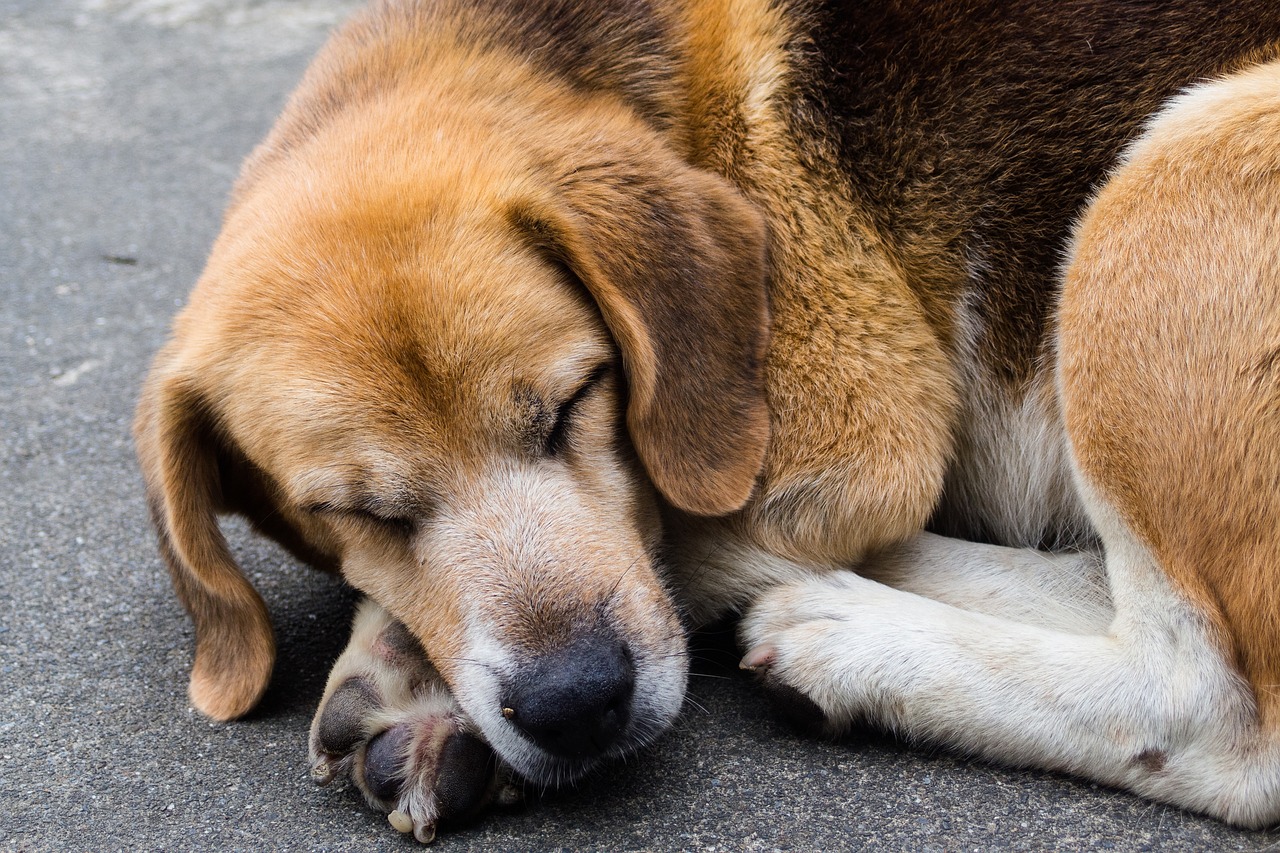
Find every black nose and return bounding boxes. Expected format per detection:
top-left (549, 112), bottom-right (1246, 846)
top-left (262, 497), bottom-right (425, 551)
top-left (501, 630), bottom-right (635, 760)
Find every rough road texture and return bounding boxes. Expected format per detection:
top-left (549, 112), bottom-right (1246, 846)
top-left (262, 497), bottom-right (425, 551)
top-left (2, 1), bottom-right (1278, 849)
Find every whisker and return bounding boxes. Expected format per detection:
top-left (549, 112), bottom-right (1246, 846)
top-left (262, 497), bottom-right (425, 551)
top-left (603, 555), bottom-right (645, 611)
top-left (682, 691), bottom-right (711, 715)
top-left (422, 655), bottom-right (501, 672)
top-left (687, 671), bottom-right (734, 681)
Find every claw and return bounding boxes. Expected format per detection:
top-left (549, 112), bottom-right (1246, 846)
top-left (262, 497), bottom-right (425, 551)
top-left (413, 819), bottom-right (437, 844)
top-left (310, 756), bottom-right (338, 786)
top-left (740, 644), bottom-right (777, 671)
top-left (388, 810), bottom-right (414, 834)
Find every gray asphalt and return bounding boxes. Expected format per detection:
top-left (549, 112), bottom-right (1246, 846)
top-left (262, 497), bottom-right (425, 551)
top-left (2, 1), bottom-right (1277, 850)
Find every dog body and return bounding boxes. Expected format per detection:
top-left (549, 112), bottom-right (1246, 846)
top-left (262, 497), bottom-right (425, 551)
top-left (136, 0), bottom-right (1280, 837)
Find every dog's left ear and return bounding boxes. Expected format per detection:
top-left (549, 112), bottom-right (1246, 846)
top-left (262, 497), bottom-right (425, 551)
top-left (512, 137), bottom-right (771, 516)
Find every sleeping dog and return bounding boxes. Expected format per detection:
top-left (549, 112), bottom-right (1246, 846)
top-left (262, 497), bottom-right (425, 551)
top-left (135, 0), bottom-right (1280, 841)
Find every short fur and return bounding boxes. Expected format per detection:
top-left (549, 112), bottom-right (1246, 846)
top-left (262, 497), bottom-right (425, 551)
top-left (136, 0), bottom-right (1280, 835)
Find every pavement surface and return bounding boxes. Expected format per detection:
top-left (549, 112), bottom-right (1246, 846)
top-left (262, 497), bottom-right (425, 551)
top-left (3, 1), bottom-right (1279, 850)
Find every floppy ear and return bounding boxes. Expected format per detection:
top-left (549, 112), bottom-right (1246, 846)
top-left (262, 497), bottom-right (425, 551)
top-left (134, 362), bottom-right (275, 721)
top-left (512, 143), bottom-right (771, 515)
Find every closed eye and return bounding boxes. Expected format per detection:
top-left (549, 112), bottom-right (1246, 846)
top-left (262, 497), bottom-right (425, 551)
top-left (545, 363), bottom-right (611, 456)
top-left (305, 500), bottom-right (416, 535)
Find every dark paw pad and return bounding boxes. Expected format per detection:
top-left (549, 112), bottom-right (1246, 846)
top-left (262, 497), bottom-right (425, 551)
top-left (435, 731), bottom-right (498, 821)
top-left (363, 724), bottom-right (412, 802)
top-left (315, 676), bottom-right (381, 758)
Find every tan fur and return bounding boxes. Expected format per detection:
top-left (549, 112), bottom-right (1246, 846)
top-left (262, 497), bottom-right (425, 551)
top-left (135, 0), bottom-right (1280, 826)
top-left (135, 360), bottom-right (278, 720)
top-left (1060, 59), bottom-right (1280, 721)
top-left (135, 2), bottom-right (762, 718)
top-left (674, 0), bottom-right (958, 567)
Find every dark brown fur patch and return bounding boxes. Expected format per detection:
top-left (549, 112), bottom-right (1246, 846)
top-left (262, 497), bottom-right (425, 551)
top-left (1134, 748), bottom-right (1168, 774)
top-left (793, 0), bottom-right (1280, 378)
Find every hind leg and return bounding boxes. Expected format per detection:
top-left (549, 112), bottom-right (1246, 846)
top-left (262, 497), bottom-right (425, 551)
top-left (1058, 59), bottom-right (1280, 732)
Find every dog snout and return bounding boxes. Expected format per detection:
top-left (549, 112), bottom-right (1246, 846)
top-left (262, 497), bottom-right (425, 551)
top-left (501, 630), bottom-right (636, 760)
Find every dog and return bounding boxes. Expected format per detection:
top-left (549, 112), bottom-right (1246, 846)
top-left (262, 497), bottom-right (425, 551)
top-left (135, 0), bottom-right (1280, 841)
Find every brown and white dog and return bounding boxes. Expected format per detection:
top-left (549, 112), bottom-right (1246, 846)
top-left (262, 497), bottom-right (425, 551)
top-left (135, 0), bottom-right (1280, 841)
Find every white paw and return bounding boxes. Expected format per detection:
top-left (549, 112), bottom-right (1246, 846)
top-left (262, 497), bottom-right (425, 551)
top-left (739, 571), bottom-right (894, 733)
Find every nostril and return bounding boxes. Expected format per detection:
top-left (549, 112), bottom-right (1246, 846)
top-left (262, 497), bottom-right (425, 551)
top-left (501, 630), bottom-right (635, 760)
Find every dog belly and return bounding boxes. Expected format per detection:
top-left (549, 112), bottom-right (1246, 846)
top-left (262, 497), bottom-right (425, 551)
top-left (929, 300), bottom-right (1091, 550)
top-left (932, 398), bottom-right (1090, 551)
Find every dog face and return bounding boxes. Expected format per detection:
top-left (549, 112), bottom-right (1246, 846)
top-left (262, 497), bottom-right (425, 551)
top-left (135, 83), bottom-right (771, 782)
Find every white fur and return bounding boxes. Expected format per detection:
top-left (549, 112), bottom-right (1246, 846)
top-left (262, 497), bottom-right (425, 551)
top-left (741, 477), bottom-right (1280, 825)
top-left (931, 294), bottom-right (1090, 550)
top-left (858, 531), bottom-right (1111, 634)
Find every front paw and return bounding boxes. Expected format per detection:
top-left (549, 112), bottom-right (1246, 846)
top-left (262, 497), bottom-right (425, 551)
top-left (739, 572), bottom-right (883, 736)
top-left (309, 601), bottom-right (519, 843)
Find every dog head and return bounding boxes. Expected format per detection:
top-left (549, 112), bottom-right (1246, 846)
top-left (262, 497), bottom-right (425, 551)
top-left (134, 66), bottom-right (769, 782)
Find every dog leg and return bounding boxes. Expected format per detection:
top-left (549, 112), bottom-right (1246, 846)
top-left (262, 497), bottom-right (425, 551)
top-left (671, 516), bottom-right (1112, 634)
top-left (740, 504), bottom-right (1280, 825)
top-left (308, 599), bottom-right (518, 842)
top-left (858, 532), bottom-right (1112, 634)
